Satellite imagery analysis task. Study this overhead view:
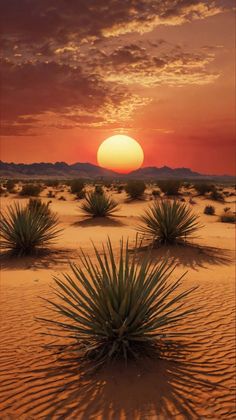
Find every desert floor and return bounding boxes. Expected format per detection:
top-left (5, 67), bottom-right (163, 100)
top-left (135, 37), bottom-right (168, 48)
top-left (0, 186), bottom-right (235, 419)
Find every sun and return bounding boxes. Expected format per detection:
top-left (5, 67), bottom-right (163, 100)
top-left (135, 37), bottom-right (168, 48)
top-left (97, 134), bottom-right (144, 173)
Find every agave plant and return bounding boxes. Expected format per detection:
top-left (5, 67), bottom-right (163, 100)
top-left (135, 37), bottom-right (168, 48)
top-left (80, 191), bottom-right (119, 217)
top-left (0, 202), bottom-right (61, 255)
top-left (27, 198), bottom-right (51, 216)
top-left (40, 238), bottom-right (196, 366)
top-left (138, 199), bottom-right (201, 245)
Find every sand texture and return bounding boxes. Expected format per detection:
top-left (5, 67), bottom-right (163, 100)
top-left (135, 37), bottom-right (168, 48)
top-left (0, 186), bottom-right (235, 419)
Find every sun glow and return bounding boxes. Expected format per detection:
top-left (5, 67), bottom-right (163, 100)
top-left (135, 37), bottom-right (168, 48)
top-left (97, 135), bottom-right (144, 173)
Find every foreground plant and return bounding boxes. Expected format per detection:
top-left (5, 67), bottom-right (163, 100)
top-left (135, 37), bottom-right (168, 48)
top-left (80, 191), bottom-right (119, 217)
top-left (0, 202), bottom-right (61, 255)
top-left (138, 199), bottom-right (201, 245)
top-left (41, 238), bottom-right (196, 366)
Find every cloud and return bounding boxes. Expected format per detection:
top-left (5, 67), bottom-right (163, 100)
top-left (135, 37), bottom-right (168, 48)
top-left (0, 0), bottom-right (232, 135)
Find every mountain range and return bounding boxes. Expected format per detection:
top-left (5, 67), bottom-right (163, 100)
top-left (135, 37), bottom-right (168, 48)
top-left (0, 161), bottom-right (234, 180)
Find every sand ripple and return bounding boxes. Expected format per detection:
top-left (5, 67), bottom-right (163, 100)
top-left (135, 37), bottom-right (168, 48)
top-left (0, 269), bottom-right (235, 419)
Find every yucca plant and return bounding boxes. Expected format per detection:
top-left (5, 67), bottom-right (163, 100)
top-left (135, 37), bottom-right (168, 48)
top-left (27, 198), bottom-right (51, 216)
top-left (40, 238), bottom-right (196, 366)
top-left (80, 191), bottom-right (119, 217)
top-left (0, 202), bottom-right (61, 255)
top-left (138, 199), bottom-right (201, 245)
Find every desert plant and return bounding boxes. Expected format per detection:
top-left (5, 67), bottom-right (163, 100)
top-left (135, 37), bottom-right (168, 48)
top-left (40, 238), bottom-right (196, 366)
top-left (220, 212), bottom-right (236, 223)
top-left (152, 189), bottom-right (160, 197)
top-left (204, 205), bottom-right (215, 215)
top-left (138, 199), bottom-right (201, 245)
top-left (45, 179), bottom-right (59, 188)
top-left (27, 198), bottom-right (51, 216)
top-left (0, 202), bottom-right (61, 255)
top-left (157, 180), bottom-right (181, 196)
top-left (70, 179), bottom-right (85, 195)
top-left (209, 187), bottom-right (224, 202)
top-left (95, 185), bottom-right (103, 195)
top-left (5, 179), bottom-right (16, 192)
top-left (75, 190), bottom-right (86, 200)
top-left (80, 191), bottom-right (119, 217)
top-left (125, 180), bottom-right (146, 199)
top-left (194, 183), bottom-right (212, 195)
top-left (19, 183), bottom-right (42, 197)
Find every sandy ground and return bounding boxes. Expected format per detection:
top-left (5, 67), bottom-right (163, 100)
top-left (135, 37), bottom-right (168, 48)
top-left (0, 186), bottom-right (235, 419)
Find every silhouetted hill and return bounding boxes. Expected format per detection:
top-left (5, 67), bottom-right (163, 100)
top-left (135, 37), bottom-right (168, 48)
top-left (0, 161), bottom-right (234, 181)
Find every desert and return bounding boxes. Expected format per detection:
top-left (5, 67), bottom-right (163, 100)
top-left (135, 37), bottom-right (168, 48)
top-left (0, 179), bottom-right (235, 419)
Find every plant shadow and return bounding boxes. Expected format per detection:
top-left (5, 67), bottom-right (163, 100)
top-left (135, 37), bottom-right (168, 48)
top-left (73, 217), bottom-right (125, 228)
top-left (0, 341), bottom-right (225, 419)
top-left (132, 242), bottom-right (233, 270)
top-left (0, 248), bottom-right (77, 271)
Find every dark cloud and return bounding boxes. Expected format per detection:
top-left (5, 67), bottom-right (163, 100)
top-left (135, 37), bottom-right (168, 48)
top-left (0, 0), bottom-right (232, 135)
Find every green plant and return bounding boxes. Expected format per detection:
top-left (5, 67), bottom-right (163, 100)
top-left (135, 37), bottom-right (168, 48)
top-left (19, 183), bottom-right (42, 197)
top-left (152, 189), bottom-right (160, 197)
top-left (204, 205), bottom-right (215, 215)
top-left (0, 202), bottom-right (61, 255)
top-left (209, 187), bottom-right (224, 202)
top-left (157, 180), bottom-right (181, 196)
top-left (5, 179), bottom-right (16, 192)
top-left (125, 180), bottom-right (146, 200)
top-left (138, 199), bottom-right (201, 245)
top-left (194, 183), bottom-right (212, 195)
top-left (80, 191), bottom-right (119, 217)
top-left (95, 185), bottom-right (103, 195)
top-left (70, 179), bottom-right (85, 195)
top-left (27, 198), bottom-right (51, 216)
top-left (40, 238), bottom-right (196, 366)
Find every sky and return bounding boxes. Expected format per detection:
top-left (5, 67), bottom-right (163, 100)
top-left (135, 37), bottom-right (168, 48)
top-left (0, 0), bottom-right (235, 175)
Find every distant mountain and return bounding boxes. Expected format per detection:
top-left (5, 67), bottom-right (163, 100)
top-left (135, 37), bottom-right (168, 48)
top-left (0, 161), bottom-right (234, 180)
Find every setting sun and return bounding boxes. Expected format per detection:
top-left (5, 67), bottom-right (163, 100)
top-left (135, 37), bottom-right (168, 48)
top-left (97, 134), bottom-right (144, 173)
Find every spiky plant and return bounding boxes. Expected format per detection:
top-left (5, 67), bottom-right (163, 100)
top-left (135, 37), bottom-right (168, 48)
top-left (0, 202), bottom-right (61, 255)
top-left (125, 180), bottom-right (146, 200)
top-left (27, 198), bottom-right (51, 216)
top-left (138, 199), bottom-right (201, 245)
top-left (40, 238), bottom-right (196, 366)
top-left (80, 191), bottom-right (119, 217)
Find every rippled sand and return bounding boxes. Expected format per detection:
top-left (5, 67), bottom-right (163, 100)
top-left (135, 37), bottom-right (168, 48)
top-left (0, 189), bottom-right (235, 419)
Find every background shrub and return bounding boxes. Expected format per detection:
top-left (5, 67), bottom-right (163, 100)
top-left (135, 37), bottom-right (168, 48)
top-left (204, 205), bottom-right (215, 215)
top-left (157, 180), bottom-right (181, 196)
top-left (125, 180), bottom-right (146, 199)
top-left (19, 183), bottom-right (42, 197)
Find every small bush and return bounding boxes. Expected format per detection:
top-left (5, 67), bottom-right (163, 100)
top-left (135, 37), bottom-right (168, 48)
top-left (45, 180), bottom-right (59, 188)
top-left (70, 179), bottom-right (85, 195)
top-left (138, 199), bottom-right (201, 245)
top-left (204, 205), bottom-right (215, 215)
top-left (75, 189), bottom-right (86, 200)
top-left (125, 180), bottom-right (146, 200)
top-left (220, 212), bottom-right (236, 223)
top-left (95, 185), bottom-right (103, 195)
top-left (157, 180), bottom-right (181, 196)
top-left (0, 202), bottom-right (61, 255)
top-left (5, 179), bottom-right (16, 192)
top-left (40, 238), bottom-right (196, 365)
top-left (20, 183), bottom-right (42, 197)
top-left (27, 198), bottom-right (51, 216)
top-left (209, 187), bottom-right (224, 202)
top-left (152, 189), bottom-right (160, 197)
top-left (80, 191), bottom-right (119, 217)
top-left (47, 190), bottom-right (55, 198)
top-left (194, 183), bottom-right (213, 195)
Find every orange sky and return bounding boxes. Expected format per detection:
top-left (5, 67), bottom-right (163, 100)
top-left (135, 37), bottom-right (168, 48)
top-left (0, 1), bottom-right (235, 175)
